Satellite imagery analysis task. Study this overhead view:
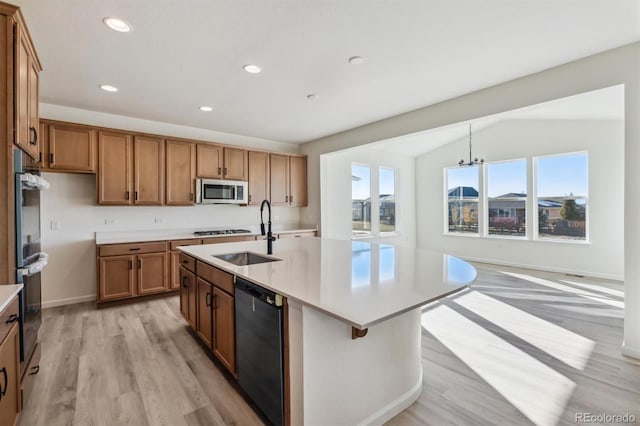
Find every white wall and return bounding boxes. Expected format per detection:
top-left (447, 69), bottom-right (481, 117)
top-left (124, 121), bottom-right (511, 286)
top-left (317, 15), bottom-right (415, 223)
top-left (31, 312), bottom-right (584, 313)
top-left (321, 148), bottom-right (416, 247)
top-left (300, 43), bottom-right (640, 358)
top-left (39, 104), bottom-right (303, 307)
top-left (416, 119), bottom-right (624, 279)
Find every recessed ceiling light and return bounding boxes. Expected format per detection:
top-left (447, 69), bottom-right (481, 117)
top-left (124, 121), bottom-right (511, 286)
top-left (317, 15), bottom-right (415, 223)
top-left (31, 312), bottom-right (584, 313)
top-left (348, 56), bottom-right (364, 65)
top-left (243, 64), bottom-right (261, 74)
top-left (103, 17), bottom-right (133, 33)
top-left (306, 94), bottom-right (319, 100)
top-left (99, 84), bottom-right (119, 92)
top-left (199, 106), bottom-right (213, 112)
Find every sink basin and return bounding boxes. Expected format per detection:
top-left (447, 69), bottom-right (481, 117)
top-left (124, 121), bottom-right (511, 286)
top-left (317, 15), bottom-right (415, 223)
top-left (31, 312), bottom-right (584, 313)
top-left (213, 252), bottom-right (281, 266)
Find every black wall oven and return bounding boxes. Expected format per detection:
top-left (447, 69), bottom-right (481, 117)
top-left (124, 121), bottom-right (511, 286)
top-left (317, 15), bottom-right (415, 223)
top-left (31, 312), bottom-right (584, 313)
top-left (14, 148), bottom-right (48, 367)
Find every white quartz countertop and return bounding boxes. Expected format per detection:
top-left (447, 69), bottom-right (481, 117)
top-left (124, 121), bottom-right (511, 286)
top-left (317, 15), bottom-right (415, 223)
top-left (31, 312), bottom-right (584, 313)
top-left (95, 225), bottom-right (317, 245)
top-left (0, 285), bottom-right (22, 312)
top-left (178, 238), bottom-right (476, 329)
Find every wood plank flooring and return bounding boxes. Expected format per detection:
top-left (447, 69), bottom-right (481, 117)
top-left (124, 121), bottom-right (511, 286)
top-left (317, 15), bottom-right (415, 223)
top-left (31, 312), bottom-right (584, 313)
top-left (19, 264), bottom-right (639, 426)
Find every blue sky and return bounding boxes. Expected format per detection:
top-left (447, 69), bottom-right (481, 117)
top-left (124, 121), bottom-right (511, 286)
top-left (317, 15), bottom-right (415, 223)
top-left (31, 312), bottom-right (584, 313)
top-left (352, 165), bottom-right (395, 199)
top-left (447, 153), bottom-right (588, 197)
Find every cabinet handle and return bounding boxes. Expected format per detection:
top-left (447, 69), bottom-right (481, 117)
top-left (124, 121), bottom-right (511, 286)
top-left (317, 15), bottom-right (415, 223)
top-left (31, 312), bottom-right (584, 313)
top-left (182, 275), bottom-right (188, 288)
top-left (211, 294), bottom-right (216, 309)
top-left (205, 292), bottom-right (212, 307)
top-left (50, 153), bottom-right (54, 164)
top-left (128, 260), bottom-right (133, 270)
top-left (128, 248), bottom-right (141, 251)
top-left (137, 259), bottom-right (141, 269)
top-left (285, 195), bottom-right (288, 203)
top-left (218, 167), bottom-right (221, 175)
top-left (290, 195), bottom-right (293, 203)
top-left (5, 314), bottom-right (18, 324)
top-left (135, 191), bottom-right (138, 201)
top-left (125, 191), bottom-right (130, 200)
top-left (0, 367), bottom-right (7, 398)
top-left (181, 260), bottom-right (189, 264)
top-left (29, 126), bottom-right (38, 145)
top-left (39, 152), bottom-right (42, 163)
top-left (29, 365), bottom-right (40, 375)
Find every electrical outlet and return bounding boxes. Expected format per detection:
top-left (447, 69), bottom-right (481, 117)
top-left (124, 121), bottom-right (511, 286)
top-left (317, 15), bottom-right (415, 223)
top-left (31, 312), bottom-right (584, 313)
top-left (50, 220), bottom-right (60, 231)
top-left (104, 219), bottom-right (116, 225)
top-left (155, 217), bottom-right (164, 224)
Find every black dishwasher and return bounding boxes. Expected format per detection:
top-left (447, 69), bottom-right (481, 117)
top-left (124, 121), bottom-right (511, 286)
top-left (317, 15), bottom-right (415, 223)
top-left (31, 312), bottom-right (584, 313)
top-left (235, 277), bottom-right (284, 426)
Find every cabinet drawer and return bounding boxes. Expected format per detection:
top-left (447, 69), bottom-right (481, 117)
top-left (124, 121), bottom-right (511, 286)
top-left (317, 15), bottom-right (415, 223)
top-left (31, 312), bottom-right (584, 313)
top-left (197, 261), bottom-right (234, 295)
top-left (179, 253), bottom-right (196, 273)
top-left (0, 296), bottom-right (20, 345)
top-left (200, 235), bottom-right (254, 245)
top-left (21, 342), bottom-right (41, 409)
top-left (98, 241), bottom-right (168, 257)
top-left (170, 239), bottom-right (202, 250)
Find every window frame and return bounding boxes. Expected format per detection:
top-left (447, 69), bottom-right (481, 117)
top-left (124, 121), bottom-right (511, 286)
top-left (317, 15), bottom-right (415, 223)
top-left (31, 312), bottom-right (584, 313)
top-left (444, 165), bottom-right (481, 236)
top-left (484, 158), bottom-right (528, 240)
top-left (351, 163), bottom-right (399, 239)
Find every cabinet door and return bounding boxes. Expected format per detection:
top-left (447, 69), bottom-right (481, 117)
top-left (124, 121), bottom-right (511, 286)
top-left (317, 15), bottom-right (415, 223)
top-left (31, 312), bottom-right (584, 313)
top-left (196, 144), bottom-right (223, 178)
top-left (223, 147), bottom-right (248, 180)
top-left (27, 59), bottom-right (40, 160)
top-left (134, 136), bottom-right (164, 205)
top-left (137, 252), bottom-right (168, 295)
top-left (166, 140), bottom-right (196, 205)
top-left (213, 287), bottom-right (235, 374)
top-left (98, 131), bottom-right (132, 204)
top-left (196, 278), bottom-right (213, 349)
top-left (98, 255), bottom-right (135, 301)
top-left (179, 267), bottom-right (197, 329)
top-left (170, 251), bottom-right (180, 290)
top-left (14, 28), bottom-right (30, 156)
top-left (269, 154), bottom-right (289, 205)
top-left (0, 323), bottom-right (20, 426)
top-left (49, 123), bottom-right (97, 172)
top-left (248, 151), bottom-right (268, 205)
top-left (289, 156), bottom-right (307, 207)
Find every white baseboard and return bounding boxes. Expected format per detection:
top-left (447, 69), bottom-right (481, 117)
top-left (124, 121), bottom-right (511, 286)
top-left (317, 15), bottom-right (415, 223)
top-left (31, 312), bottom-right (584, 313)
top-left (42, 294), bottom-right (96, 309)
top-left (459, 256), bottom-right (623, 282)
top-left (357, 366), bottom-right (423, 426)
top-left (621, 342), bottom-right (640, 361)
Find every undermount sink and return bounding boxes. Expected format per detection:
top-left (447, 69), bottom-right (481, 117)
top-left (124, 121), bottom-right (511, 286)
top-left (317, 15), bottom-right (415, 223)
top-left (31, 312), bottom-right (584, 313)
top-left (213, 251), bottom-right (281, 266)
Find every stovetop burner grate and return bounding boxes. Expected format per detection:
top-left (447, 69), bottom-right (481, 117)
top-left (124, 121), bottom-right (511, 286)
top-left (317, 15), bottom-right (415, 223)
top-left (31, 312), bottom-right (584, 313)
top-left (194, 229), bottom-right (252, 236)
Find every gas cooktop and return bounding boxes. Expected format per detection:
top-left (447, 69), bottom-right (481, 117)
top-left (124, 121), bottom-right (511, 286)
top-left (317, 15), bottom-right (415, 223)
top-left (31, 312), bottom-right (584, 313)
top-left (193, 229), bottom-right (252, 236)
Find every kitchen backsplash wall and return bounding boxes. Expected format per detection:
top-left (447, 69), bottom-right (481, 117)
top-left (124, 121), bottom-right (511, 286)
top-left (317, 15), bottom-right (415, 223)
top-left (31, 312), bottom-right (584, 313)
top-left (40, 172), bottom-right (303, 307)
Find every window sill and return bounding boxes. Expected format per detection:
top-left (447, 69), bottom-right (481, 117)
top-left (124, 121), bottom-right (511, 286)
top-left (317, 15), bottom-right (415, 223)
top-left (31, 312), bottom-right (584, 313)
top-left (444, 233), bottom-right (591, 245)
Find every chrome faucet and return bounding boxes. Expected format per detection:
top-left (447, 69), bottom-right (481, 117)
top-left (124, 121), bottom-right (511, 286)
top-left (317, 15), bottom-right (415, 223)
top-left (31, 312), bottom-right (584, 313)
top-left (260, 199), bottom-right (276, 254)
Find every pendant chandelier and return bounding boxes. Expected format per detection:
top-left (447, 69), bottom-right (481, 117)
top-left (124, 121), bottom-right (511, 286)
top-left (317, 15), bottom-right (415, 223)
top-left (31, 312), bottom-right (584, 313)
top-left (458, 123), bottom-right (484, 167)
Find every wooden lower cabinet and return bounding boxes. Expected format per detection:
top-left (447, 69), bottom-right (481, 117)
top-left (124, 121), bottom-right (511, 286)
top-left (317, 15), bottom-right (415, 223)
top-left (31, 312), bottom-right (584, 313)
top-left (170, 251), bottom-right (181, 289)
top-left (212, 286), bottom-right (235, 374)
top-left (179, 267), bottom-right (197, 329)
top-left (0, 322), bottom-right (20, 426)
top-left (97, 242), bottom-right (171, 303)
top-left (196, 278), bottom-right (213, 348)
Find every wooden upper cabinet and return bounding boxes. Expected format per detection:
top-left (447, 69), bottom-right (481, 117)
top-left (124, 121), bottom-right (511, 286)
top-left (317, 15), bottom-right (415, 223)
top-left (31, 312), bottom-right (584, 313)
top-left (98, 131), bottom-right (133, 205)
top-left (270, 154), bottom-right (289, 205)
top-left (248, 151), bottom-right (268, 205)
top-left (14, 23), bottom-right (41, 161)
top-left (166, 140), bottom-right (196, 205)
top-left (223, 147), bottom-right (248, 180)
top-left (48, 122), bottom-right (97, 173)
top-left (197, 144), bottom-right (223, 179)
top-left (289, 155), bottom-right (308, 206)
top-left (134, 136), bottom-right (164, 205)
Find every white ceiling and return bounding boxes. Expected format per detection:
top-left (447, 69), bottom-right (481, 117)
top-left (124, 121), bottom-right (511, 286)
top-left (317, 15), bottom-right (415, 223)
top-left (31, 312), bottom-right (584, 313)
top-left (370, 85), bottom-right (625, 157)
top-left (14, 0), bottom-right (640, 144)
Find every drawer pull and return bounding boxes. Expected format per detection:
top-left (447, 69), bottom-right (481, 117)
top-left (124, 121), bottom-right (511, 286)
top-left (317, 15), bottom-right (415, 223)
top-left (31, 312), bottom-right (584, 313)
top-left (29, 365), bottom-right (40, 375)
top-left (0, 367), bottom-right (7, 399)
top-left (5, 314), bottom-right (19, 324)
top-left (129, 248), bottom-right (141, 251)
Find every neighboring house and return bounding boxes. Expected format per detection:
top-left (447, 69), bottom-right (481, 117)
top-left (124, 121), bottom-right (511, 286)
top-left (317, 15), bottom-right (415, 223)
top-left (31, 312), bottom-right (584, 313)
top-left (352, 194), bottom-right (395, 225)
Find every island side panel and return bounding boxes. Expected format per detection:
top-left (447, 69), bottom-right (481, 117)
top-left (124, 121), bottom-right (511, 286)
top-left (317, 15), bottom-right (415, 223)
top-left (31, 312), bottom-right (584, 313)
top-left (301, 306), bottom-right (423, 425)
top-left (287, 300), bottom-right (304, 426)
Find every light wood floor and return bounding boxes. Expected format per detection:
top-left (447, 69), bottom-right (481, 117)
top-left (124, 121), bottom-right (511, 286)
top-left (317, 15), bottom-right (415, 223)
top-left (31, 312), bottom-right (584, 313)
top-left (19, 264), bottom-right (639, 426)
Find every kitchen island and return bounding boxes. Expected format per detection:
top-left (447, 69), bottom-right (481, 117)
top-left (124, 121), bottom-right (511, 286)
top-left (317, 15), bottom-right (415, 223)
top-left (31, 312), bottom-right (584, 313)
top-left (179, 237), bottom-right (476, 425)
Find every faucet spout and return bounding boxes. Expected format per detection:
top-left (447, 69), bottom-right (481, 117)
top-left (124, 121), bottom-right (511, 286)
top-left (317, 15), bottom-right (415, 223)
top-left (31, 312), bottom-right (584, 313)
top-left (260, 199), bottom-right (275, 255)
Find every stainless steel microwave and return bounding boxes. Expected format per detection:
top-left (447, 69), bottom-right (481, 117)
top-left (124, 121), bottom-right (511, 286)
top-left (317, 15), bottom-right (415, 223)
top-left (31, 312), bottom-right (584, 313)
top-left (196, 179), bottom-right (248, 204)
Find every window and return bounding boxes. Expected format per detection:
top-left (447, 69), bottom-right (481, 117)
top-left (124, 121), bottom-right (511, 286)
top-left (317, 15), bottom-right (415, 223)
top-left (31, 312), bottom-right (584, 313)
top-left (446, 166), bottom-right (479, 234)
top-left (352, 164), bottom-right (397, 237)
top-left (379, 168), bottom-right (395, 233)
top-left (487, 159), bottom-right (527, 237)
top-left (352, 164), bottom-right (371, 236)
top-left (535, 152), bottom-right (588, 240)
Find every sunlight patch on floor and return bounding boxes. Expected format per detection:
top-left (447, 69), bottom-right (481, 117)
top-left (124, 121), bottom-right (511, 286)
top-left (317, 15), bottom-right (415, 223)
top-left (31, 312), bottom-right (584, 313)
top-left (422, 305), bottom-right (575, 426)
top-left (500, 272), bottom-right (624, 309)
top-left (453, 291), bottom-right (595, 370)
top-left (560, 279), bottom-right (624, 299)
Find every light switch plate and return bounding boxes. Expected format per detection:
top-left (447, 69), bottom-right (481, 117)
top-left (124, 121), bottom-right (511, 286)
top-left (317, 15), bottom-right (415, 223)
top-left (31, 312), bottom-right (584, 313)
top-left (50, 220), bottom-right (60, 231)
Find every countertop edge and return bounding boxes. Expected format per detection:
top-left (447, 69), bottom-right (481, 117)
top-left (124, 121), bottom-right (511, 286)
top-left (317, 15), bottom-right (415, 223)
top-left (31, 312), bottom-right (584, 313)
top-left (0, 284), bottom-right (23, 312)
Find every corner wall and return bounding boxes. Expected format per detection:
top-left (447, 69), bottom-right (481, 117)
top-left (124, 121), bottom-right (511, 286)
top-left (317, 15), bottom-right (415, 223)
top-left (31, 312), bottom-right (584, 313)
top-left (416, 119), bottom-right (624, 280)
